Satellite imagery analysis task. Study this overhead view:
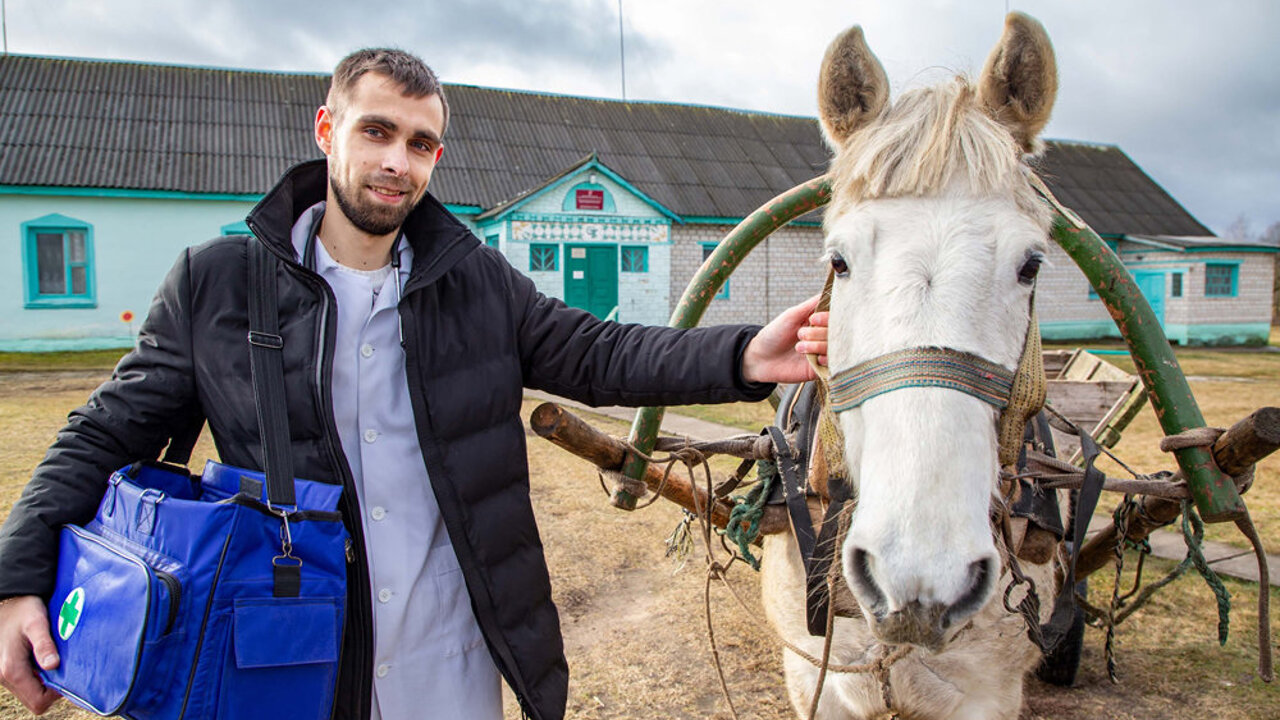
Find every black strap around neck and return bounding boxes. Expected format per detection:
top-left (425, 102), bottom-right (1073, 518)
top-left (247, 238), bottom-right (297, 508)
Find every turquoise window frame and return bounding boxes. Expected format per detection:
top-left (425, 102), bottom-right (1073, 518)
top-left (621, 245), bottom-right (648, 273)
top-left (1204, 262), bottom-right (1239, 297)
top-left (530, 243), bottom-right (558, 272)
top-left (485, 234), bottom-right (500, 249)
top-left (21, 213), bottom-right (97, 309)
top-left (701, 243), bottom-right (729, 299)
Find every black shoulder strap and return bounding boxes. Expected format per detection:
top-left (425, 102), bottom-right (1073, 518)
top-left (246, 238), bottom-right (297, 508)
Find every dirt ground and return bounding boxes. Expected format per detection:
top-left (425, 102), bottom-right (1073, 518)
top-left (0, 373), bottom-right (1276, 719)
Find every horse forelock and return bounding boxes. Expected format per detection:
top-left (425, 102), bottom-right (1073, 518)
top-left (823, 75), bottom-right (1048, 231)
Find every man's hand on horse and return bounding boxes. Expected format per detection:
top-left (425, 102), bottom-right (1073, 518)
top-left (742, 294), bottom-right (829, 384)
top-left (0, 595), bottom-right (62, 715)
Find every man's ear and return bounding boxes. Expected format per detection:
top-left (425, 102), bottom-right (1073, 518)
top-left (434, 144), bottom-right (444, 164)
top-left (315, 106), bottom-right (334, 155)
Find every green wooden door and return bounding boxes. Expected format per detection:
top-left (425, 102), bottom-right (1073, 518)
top-left (564, 245), bottom-right (618, 319)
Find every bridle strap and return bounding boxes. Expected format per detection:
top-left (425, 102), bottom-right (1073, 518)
top-left (830, 347), bottom-right (1015, 412)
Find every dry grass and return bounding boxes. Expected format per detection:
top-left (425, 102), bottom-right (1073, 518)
top-left (2, 370), bottom-right (1277, 719)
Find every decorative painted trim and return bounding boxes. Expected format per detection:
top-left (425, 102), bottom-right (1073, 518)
top-left (1038, 320), bottom-right (1117, 340)
top-left (0, 185), bottom-right (262, 201)
top-left (445, 204), bottom-right (484, 215)
top-left (1181, 246), bottom-right (1280, 254)
top-left (1164, 322), bottom-right (1271, 347)
top-left (508, 212), bottom-right (669, 226)
top-left (510, 218), bottom-right (670, 246)
top-left (0, 336), bottom-right (134, 352)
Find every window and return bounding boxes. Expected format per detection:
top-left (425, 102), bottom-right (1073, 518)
top-left (530, 244), bottom-right (558, 272)
top-left (621, 246), bottom-right (648, 273)
top-left (1171, 272), bottom-right (1183, 298)
top-left (1204, 263), bottom-right (1237, 297)
top-left (701, 243), bottom-right (729, 299)
top-left (485, 234), bottom-right (500, 249)
top-left (22, 214), bottom-right (96, 308)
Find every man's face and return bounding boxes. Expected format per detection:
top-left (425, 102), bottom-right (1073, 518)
top-left (315, 73), bottom-right (446, 237)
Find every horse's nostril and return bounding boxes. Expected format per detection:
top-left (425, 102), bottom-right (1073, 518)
top-left (847, 547), bottom-right (888, 619)
top-left (944, 557), bottom-right (997, 629)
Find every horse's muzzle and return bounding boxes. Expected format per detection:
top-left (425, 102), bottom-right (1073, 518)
top-left (849, 551), bottom-right (998, 652)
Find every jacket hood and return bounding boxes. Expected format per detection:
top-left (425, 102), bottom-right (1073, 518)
top-left (245, 159), bottom-right (479, 292)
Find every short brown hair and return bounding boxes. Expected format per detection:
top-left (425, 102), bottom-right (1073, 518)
top-left (327, 48), bottom-right (450, 134)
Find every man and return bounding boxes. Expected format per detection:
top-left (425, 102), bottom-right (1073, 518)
top-left (0, 49), bottom-right (828, 719)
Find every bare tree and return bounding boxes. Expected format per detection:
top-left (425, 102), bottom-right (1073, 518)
top-left (1223, 214), bottom-right (1254, 241)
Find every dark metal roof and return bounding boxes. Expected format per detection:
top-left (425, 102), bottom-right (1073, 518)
top-left (1032, 141), bottom-right (1213, 237)
top-left (0, 54), bottom-right (1213, 233)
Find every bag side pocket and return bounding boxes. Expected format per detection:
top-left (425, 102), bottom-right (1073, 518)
top-left (213, 597), bottom-right (341, 720)
top-left (40, 526), bottom-right (184, 716)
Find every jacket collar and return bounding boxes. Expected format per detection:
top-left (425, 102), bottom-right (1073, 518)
top-left (245, 159), bottom-right (479, 292)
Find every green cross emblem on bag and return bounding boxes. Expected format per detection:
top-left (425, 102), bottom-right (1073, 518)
top-left (58, 587), bottom-right (85, 640)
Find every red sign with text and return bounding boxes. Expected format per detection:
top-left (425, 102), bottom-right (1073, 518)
top-left (576, 189), bottom-right (604, 211)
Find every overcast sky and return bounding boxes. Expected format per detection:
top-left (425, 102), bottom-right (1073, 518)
top-left (3, 0), bottom-right (1277, 237)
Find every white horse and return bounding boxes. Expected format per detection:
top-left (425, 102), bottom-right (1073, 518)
top-left (762, 13), bottom-right (1061, 719)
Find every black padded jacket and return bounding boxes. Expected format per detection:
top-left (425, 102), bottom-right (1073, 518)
top-left (0, 160), bottom-right (774, 719)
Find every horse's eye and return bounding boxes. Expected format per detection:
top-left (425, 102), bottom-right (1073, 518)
top-left (831, 252), bottom-right (850, 277)
top-left (1017, 254), bottom-right (1043, 285)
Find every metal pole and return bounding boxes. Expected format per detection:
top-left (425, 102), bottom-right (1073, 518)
top-left (616, 0), bottom-right (626, 101)
top-left (1049, 215), bottom-right (1244, 521)
top-left (617, 175), bottom-right (1243, 523)
top-left (614, 177), bottom-right (832, 509)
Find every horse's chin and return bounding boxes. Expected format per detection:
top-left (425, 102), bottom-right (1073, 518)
top-left (864, 600), bottom-right (955, 653)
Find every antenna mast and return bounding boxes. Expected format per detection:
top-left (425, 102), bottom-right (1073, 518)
top-left (617, 0), bottom-right (626, 101)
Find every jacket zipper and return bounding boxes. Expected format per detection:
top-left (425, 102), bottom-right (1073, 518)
top-left (311, 271), bottom-right (375, 720)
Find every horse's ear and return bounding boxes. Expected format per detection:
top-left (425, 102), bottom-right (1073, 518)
top-left (978, 12), bottom-right (1057, 154)
top-left (818, 25), bottom-right (889, 149)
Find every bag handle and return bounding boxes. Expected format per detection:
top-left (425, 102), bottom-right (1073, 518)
top-left (246, 238), bottom-right (297, 508)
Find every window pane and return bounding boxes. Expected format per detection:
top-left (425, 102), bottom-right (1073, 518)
top-left (1171, 273), bottom-right (1182, 297)
top-left (37, 232), bottom-right (66, 294)
top-left (67, 231), bottom-right (87, 262)
top-left (71, 265), bottom-right (88, 295)
top-left (1205, 264), bottom-right (1234, 297)
top-left (621, 246), bottom-right (647, 273)
top-left (530, 244), bottom-right (557, 272)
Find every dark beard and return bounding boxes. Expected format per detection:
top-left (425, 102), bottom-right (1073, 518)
top-left (329, 174), bottom-right (414, 236)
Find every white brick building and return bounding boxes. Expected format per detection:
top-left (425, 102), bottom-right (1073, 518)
top-left (2, 56), bottom-right (1273, 349)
